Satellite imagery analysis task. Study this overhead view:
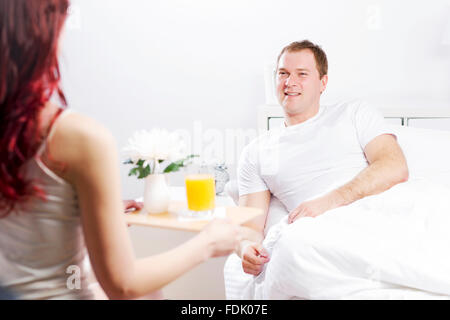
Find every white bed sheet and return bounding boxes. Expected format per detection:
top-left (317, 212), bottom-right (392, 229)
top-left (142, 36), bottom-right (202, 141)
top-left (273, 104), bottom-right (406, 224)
top-left (224, 178), bottom-right (450, 299)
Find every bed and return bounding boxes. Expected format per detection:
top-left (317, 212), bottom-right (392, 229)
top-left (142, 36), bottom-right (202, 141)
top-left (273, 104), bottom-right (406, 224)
top-left (223, 103), bottom-right (450, 300)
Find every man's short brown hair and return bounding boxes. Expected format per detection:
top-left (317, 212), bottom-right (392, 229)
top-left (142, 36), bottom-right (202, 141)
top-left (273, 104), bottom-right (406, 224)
top-left (277, 40), bottom-right (328, 79)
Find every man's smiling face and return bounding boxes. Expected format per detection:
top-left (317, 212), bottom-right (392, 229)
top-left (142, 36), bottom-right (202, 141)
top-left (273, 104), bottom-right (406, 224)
top-left (276, 49), bottom-right (327, 116)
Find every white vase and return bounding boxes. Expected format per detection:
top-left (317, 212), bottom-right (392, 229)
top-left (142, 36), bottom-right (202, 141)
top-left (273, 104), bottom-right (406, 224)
top-left (143, 174), bottom-right (170, 214)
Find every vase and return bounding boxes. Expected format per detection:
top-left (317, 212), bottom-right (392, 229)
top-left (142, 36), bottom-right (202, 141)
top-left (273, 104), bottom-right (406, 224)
top-left (143, 174), bottom-right (170, 214)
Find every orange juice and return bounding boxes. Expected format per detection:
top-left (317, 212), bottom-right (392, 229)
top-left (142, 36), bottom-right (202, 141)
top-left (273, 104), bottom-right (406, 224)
top-left (185, 174), bottom-right (215, 211)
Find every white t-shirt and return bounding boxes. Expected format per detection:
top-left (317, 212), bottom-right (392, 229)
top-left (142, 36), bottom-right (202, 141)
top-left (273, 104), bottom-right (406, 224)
top-left (237, 100), bottom-right (396, 212)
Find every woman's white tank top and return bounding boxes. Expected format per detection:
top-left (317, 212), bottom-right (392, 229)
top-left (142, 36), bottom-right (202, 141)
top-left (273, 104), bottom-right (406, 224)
top-left (0, 109), bottom-right (95, 299)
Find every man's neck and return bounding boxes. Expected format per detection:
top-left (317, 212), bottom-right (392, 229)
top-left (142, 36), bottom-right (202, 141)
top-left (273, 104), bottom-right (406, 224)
top-left (284, 104), bottom-right (320, 127)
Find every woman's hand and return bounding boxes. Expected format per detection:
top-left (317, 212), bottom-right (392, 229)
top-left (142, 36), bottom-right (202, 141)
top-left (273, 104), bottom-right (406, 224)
top-left (123, 199), bottom-right (143, 213)
top-left (200, 218), bottom-right (243, 259)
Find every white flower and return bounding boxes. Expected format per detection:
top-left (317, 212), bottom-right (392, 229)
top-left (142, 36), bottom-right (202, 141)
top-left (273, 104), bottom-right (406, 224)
top-left (123, 128), bottom-right (187, 163)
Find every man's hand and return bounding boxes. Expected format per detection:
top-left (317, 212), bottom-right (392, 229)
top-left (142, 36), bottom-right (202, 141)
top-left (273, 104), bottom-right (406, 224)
top-left (241, 242), bottom-right (270, 276)
top-left (288, 195), bottom-right (337, 224)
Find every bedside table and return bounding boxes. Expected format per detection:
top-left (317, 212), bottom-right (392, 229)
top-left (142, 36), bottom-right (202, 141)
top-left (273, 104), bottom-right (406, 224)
top-left (126, 186), bottom-right (258, 232)
top-left (126, 186), bottom-right (257, 299)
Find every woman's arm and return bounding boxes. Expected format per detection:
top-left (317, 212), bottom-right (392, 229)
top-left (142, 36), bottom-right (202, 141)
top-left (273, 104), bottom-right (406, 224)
top-left (47, 113), bottom-right (240, 299)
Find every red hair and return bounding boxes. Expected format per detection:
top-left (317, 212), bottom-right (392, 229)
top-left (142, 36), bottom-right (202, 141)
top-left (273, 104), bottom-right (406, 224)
top-left (0, 0), bottom-right (69, 216)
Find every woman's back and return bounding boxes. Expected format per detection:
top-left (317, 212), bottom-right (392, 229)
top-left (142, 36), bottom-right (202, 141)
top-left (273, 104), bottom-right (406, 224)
top-left (0, 109), bottom-right (95, 300)
top-left (0, 0), bottom-right (241, 300)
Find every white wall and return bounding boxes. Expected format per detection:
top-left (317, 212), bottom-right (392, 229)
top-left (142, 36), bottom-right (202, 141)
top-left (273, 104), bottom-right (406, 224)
top-left (61, 0), bottom-right (450, 199)
top-left (59, 0), bottom-right (450, 299)
top-left (62, 0), bottom-right (450, 197)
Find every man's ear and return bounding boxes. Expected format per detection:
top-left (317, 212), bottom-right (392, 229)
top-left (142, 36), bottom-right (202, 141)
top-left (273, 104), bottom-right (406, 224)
top-left (320, 74), bottom-right (328, 94)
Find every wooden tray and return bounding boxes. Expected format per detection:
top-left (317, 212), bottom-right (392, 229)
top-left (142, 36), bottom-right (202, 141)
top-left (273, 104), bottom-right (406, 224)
top-left (125, 201), bottom-right (263, 232)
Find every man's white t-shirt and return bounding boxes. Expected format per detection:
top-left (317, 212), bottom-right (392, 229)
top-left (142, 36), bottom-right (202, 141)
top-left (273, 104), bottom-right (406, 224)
top-left (237, 100), bottom-right (396, 212)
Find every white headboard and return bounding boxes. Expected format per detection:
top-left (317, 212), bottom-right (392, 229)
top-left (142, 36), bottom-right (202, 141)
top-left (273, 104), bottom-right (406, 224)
top-left (258, 104), bottom-right (450, 131)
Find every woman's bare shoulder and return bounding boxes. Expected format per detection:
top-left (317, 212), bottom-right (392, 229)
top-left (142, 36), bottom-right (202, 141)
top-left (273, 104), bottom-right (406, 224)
top-left (48, 111), bottom-right (118, 172)
top-left (57, 111), bottom-right (112, 139)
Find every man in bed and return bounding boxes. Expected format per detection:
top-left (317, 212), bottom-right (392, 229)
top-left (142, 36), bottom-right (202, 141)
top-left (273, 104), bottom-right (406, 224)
top-left (227, 40), bottom-right (417, 299)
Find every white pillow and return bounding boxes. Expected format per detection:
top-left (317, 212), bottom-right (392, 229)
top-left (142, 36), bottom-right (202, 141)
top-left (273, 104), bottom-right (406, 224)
top-left (389, 125), bottom-right (450, 188)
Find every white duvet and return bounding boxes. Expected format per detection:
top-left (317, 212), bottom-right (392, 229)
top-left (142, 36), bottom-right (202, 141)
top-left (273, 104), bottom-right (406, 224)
top-left (224, 178), bottom-right (450, 299)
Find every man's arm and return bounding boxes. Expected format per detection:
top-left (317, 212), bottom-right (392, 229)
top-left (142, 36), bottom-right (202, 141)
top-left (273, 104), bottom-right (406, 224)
top-left (238, 190), bottom-right (271, 275)
top-left (334, 134), bottom-right (409, 206)
top-left (289, 134), bottom-right (409, 222)
top-left (238, 190), bottom-right (271, 252)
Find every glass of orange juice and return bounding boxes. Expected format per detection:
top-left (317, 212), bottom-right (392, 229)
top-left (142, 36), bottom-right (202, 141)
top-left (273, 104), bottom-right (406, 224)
top-left (185, 164), bottom-right (216, 218)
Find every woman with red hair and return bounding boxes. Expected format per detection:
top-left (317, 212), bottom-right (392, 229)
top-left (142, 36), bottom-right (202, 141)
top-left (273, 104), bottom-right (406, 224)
top-left (0, 0), bottom-right (242, 299)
